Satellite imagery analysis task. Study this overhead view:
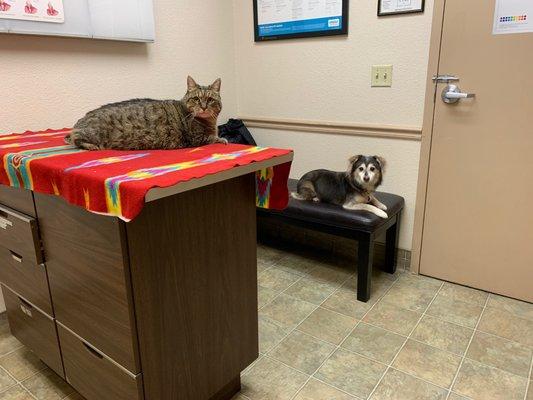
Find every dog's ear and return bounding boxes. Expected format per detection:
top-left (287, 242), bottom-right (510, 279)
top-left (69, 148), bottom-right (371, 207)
top-left (347, 155), bottom-right (362, 174)
top-left (348, 155), bottom-right (362, 166)
top-left (374, 156), bottom-right (386, 172)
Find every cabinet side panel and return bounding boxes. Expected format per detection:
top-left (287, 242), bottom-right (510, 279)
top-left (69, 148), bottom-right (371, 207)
top-left (127, 175), bottom-right (258, 400)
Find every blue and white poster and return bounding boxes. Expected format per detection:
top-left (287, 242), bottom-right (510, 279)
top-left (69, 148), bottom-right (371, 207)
top-left (255, 0), bottom-right (347, 41)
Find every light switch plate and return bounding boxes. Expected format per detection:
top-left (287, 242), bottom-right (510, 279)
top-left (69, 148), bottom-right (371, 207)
top-left (371, 65), bottom-right (393, 87)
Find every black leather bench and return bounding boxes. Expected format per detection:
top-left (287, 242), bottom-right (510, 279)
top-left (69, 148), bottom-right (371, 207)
top-left (257, 179), bottom-right (405, 302)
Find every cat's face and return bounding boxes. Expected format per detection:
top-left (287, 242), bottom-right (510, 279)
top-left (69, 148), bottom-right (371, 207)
top-left (184, 76), bottom-right (222, 121)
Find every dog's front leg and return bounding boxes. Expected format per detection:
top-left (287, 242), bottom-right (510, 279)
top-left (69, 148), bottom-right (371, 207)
top-left (343, 202), bottom-right (388, 219)
top-left (369, 195), bottom-right (388, 211)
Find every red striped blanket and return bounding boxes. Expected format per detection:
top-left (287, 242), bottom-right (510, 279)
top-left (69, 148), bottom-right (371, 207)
top-left (0, 128), bottom-right (292, 221)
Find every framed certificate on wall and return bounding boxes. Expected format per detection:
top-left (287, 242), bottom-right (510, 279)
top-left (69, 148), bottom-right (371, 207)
top-left (378, 0), bottom-right (425, 16)
top-left (254, 0), bottom-right (349, 42)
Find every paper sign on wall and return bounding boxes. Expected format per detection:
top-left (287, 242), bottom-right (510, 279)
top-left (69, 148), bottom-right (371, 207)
top-left (378, 0), bottom-right (425, 16)
top-left (493, 0), bottom-right (532, 35)
top-left (0, 0), bottom-right (64, 23)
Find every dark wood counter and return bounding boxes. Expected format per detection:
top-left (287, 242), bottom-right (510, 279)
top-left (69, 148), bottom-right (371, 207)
top-left (0, 153), bottom-right (291, 400)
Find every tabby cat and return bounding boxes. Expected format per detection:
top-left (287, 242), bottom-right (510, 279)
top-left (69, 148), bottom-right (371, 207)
top-left (65, 76), bottom-right (227, 150)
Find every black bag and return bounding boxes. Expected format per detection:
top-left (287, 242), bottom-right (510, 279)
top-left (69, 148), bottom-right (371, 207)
top-left (218, 119), bottom-right (257, 146)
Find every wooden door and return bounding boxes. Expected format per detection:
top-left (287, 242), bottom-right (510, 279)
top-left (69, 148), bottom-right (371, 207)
top-left (419, 0), bottom-right (533, 302)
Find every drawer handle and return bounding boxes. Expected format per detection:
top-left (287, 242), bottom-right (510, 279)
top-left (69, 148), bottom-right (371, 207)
top-left (18, 297), bottom-right (33, 318)
top-left (83, 343), bottom-right (104, 360)
top-left (0, 214), bottom-right (12, 230)
top-left (10, 251), bottom-right (23, 263)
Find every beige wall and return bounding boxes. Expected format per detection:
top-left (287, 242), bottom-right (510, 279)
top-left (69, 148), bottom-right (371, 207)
top-left (0, 0), bottom-right (238, 133)
top-left (251, 128), bottom-right (421, 249)
top-left (0, 1), bottom-right (434, 312)
top-left (233, 0), bottom-right (434, 249)
top-left (0, 0), bottom-right (237, 311)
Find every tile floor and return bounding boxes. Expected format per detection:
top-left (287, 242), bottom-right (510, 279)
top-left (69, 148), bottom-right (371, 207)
top-left (0, 243), bottom-right (531, 400)
top-left (242, 244), bottom-right (533, 400)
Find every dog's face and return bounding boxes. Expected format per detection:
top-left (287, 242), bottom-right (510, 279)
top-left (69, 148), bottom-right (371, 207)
top-left (347, 155), bottom-right (386, 190)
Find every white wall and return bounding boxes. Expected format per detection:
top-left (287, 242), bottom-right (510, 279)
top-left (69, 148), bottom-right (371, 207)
top-left (0, 0), bottom-right (238, 133)
top-left (233, 0), bottom-right (434, 249)
top-left (0, 0), bottom-right (238, 312)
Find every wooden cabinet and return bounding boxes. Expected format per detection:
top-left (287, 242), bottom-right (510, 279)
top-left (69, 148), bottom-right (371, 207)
top-left (0, 174), bottom-right (260, 400)
top-left (0, 204), bottom-right (42, 264)
top-left (58, 324), bottom-right (143, 400)
top-left (0, 185), bottom-right (36, 217)
top-left (2, 285), bottom-right (63, 377)
top-left (34, 193), bottom-right (140, 374)
top-left (0, 246), bottom-right (52, 315)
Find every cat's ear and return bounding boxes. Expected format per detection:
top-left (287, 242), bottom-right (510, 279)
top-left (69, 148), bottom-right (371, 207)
top-left (187, 76), bottom-right (198, 91)
top-left (210, 78), bottom-right (222, 92)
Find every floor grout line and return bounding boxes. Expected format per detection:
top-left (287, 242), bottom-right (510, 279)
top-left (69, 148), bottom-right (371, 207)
top-left (444, 293), bottom-right (491, 400)
top-left (523, 352), bottom-right (533, 400)
top-left (291, 269), bottom-right (406, 399)
top-left (247, 256), bottom-right (360, 399)
top-left (261, 353), bottom-right (365, 400)
top-left (256, 257), bottom-right (399, 400)
top-left (250, 247), bottom-right (531, 399)
top-left (366, 281), bottom-right (446, 400)
top-left (263, 254), bottom-right (533, 351)
top-left (257, 254), bottom-right (524, 400)
top-left (0, 366), bottom-right (40, 400)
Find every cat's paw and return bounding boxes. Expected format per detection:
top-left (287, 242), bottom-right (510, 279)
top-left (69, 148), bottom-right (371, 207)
top-left (377, 203), bottom-right (388, 211)
top-left (218, 137), bottom-right (229, 145)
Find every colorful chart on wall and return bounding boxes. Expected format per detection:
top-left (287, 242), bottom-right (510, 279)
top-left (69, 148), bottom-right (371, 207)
top-left (0, 0), bottom-right (64, 23)
top-left (493, 0), bottom-right (532, 35)
top-left (254, 0), bottom-right (349, 42)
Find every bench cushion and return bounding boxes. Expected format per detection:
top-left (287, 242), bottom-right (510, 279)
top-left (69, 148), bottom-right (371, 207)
top-left (259, 179), bottom-right (405, 232)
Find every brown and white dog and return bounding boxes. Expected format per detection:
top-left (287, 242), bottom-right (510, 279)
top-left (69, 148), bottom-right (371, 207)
top-left (291, 155), bottom-right (388, 218)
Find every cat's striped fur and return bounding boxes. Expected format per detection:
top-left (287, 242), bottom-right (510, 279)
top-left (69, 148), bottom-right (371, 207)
top-left (65, 76), bottom-right (226, 150)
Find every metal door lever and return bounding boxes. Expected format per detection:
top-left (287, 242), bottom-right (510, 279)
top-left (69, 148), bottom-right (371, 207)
top-left (442, 84), bottom-right (475, 104)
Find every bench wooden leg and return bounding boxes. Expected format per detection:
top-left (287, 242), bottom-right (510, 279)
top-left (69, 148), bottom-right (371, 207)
top-left (385, 216), bottom-right (400, 274)
top-left (357, 238), bottom-right (374, 302)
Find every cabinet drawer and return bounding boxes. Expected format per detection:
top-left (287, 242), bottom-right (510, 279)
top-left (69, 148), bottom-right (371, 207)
top-left (0, 204), bottom-right (42, 264)
top-left (0, 186), bottom-right (36, 217)
top-left (2, 285), bottom-right (63, 377)
top-left (58, 324), bottom-right (143, 400)
top-left (0, 247), bottom-right (52, 315)
top-left (34, 193), bottom-right (140, 374)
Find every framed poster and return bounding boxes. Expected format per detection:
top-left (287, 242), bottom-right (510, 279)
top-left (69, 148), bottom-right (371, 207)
top-left (378, 0), bottom-right (425, 16)
top-left (254, 0), bottom-right (349, 42)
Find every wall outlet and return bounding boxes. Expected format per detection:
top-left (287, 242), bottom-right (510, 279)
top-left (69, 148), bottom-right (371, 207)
top-left (371, 65), bottom-right (393, 87)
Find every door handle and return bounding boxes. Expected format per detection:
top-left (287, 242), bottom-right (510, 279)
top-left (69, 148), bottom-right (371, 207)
top-left (0, 215), bottom-right (12, 230)
top-left (10, 251), bottom-right (23, 263)
top-left (442, 84), bottom-right (475, 104)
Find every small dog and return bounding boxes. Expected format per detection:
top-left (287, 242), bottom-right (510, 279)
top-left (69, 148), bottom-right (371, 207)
top-left (291, 155), bottom-right (388, 218)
